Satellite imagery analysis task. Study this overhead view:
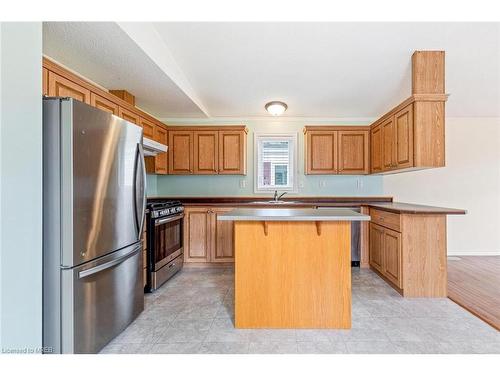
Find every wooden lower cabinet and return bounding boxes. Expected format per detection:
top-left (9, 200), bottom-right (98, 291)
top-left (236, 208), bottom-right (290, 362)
top-left (368, 223), bottom-right (384, 273)
top-left (184, 207), bottom-right (235, 263)
top-left (369, 209), bottom-right (447, 297)
top-left (369, 223), bottom-right (402, 289)
top-left (211, 208), bottom-right (235, 262)
top-left (184, 207), bottom-right (211, 262)
top-left (382, 228), bottom-right (402, 288)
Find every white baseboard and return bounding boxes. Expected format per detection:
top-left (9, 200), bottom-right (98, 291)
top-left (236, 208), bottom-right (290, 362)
top-left (448, 250), bottom-right (500, 256)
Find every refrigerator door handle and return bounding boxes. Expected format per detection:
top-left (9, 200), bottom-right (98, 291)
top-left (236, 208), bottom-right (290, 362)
top-left (78, 244), bottom-right (141, 279)
top-left (133, 142), bottom-right (147, 238)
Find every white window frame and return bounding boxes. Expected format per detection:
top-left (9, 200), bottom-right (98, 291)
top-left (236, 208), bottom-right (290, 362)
top-left (254, 132), bottom-right (298, 194)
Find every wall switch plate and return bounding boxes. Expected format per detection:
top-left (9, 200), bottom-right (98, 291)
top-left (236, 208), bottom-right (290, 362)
top-left (239, 180), bottom-right (246, 188)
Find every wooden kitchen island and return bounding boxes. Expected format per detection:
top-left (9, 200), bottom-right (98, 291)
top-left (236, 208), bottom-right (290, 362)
top-left (218, 208), bottom-right (370, 329)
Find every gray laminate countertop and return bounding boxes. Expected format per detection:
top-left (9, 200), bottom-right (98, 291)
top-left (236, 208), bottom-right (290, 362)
top-left (217, 208), bottom-right (371, 221)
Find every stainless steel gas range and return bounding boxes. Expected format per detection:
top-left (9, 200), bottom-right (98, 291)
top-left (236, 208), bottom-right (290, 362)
top-left (145, 201), bottom-right (185, 292)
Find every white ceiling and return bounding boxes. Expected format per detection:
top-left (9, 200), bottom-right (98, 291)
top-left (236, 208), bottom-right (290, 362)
top-left (43, 22), bottom-right (500, 120)
top-left (43, 22), bottom-right (206, 118)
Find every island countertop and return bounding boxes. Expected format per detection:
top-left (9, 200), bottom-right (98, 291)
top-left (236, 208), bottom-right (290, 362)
top-left (217, 208), bottom-right (371, 221)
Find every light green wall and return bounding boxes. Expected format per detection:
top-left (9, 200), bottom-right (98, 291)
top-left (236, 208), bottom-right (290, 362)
top-left (148, 119), bottom-right (383, 197)
top-left (0, 22), bottom-right (43, 351)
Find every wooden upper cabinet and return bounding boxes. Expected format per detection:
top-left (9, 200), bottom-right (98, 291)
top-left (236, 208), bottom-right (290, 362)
top-left (383, 228), bottom-right (402, 288)
top-left (381, 117), bottom-right (396, 170)
top-left (154, 126), bottom-right (168, 174)
top-left (371, 125), bottom-right (383, 173)
top-left (48, 71), bottom-right (90, 104)
top-left (211, 208), bottom-right (235, 262)
top-left (395, 104), bottom-right (414, 169)
top-left (140, 117), bottom-right (156, 139)
top-left (194, 131), bottom-right (219, 174)
top-left (168, 131), bottom-right (193, 174)
top-left (118, 106), bottom-right (140, 125)
top-left (369, 223), bottom-right (384, 273)
top-left (337, 131), bottom-right (369, 174)
top-left (145, 124), bottom-right (168, 175)
top-left (218, 131), bottom-right (246, 175)
top-left (42, 68), bottom-right (48, 96)
top-left (90, 93), bottom-right (118, 115)
top-left (305, 131), bottom-right (337, 174)
top-left (184, 208), bottom-right (211, 263)
top-left (166, 127), bottom-right (246, 175)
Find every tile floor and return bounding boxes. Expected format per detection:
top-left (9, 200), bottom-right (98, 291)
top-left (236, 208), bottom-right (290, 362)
top-left (100, 267), bottom-right (500, 354)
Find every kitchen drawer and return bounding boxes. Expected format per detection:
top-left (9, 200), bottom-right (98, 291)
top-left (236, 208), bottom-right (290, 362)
top-left (370, 208), bottom-right (401, 232)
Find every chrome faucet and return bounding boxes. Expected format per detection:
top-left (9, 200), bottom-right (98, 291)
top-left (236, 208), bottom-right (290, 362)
top-left (273, 190), bottom-right (287, 202)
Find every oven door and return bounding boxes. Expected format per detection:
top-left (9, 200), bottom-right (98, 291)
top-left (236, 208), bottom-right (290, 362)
top-left (153, 213), bottom-right (184, 270)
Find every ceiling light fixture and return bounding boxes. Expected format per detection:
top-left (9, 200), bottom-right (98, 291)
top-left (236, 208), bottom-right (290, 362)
top-left (265, 101), bottom-right (288, 116)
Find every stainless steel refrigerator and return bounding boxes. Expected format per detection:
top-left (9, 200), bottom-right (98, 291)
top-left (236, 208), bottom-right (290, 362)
top-left (43, 98), bottom-right (146, 354)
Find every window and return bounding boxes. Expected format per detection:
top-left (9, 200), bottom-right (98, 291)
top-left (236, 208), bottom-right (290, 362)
top-left (254, 133), bottom-right (297, 193)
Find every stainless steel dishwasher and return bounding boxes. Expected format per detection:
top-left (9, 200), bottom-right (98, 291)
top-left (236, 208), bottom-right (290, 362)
top-left (316, 207), bottom-right (361, 267)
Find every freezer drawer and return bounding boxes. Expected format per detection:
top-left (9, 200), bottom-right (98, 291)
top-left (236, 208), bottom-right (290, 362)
top-left (59, 243), bottom-right (144, 353)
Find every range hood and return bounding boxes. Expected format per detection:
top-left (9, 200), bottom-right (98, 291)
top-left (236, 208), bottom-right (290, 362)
top-left (143, 137), bottom-right (168, 156)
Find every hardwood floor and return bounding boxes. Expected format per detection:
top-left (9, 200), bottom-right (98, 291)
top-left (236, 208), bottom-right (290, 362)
top-left (448, 256), bottom-right (500, 331)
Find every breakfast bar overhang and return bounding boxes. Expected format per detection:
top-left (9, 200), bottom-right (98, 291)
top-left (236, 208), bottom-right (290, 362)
top-left (218, 208), bottom-right (371, 329)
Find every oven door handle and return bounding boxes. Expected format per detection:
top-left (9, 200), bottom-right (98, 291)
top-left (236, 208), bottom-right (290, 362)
top-left (155, 213), bottom-right (184, 226)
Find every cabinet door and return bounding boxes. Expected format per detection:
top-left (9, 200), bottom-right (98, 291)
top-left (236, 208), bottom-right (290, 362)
top-left (184, 208), bottom-right (211, 262)
top-left (338, 130), bottom-right (369, 174)
top-left (369, 223), bottom-right (384, 272)
top-left (168, 131), bottom-right (193, 174)
top-left (305, 131), bottom-right (337, 174)
top-left (395, 104), bottom-right (414, 169)
top-left (90, 93), bottom-right (119, 115)
top-left (153, 126), bottom-right (168, 174)
top-left (218, 131), bottom-right (246, 174)
top-left (42, 67), bottom-right (48, 96)
top-left (383, 228), bottom-right (402, 288)
top-left (140, 117), bottom-right (156, 139)
top-left (48, 71), bottom-right (91, 104)
top-left (210, 208), bottom-right (235, 262)
top-left (118, 106), bottom-right (140, 125)
top-left (194, 131), bottom-right (219, 174)
top-left (381, 117), bottom-right (396, 170)
top-left (371, 125), bottom-right (383, 173)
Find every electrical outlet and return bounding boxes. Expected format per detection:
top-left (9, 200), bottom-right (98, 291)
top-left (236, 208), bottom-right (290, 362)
top-left (299, 181), bottom-right (304, 189)
top-left (319, 180), bottom-right (326, 188)
top-left (239, 179), bottom-right (246, 188)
